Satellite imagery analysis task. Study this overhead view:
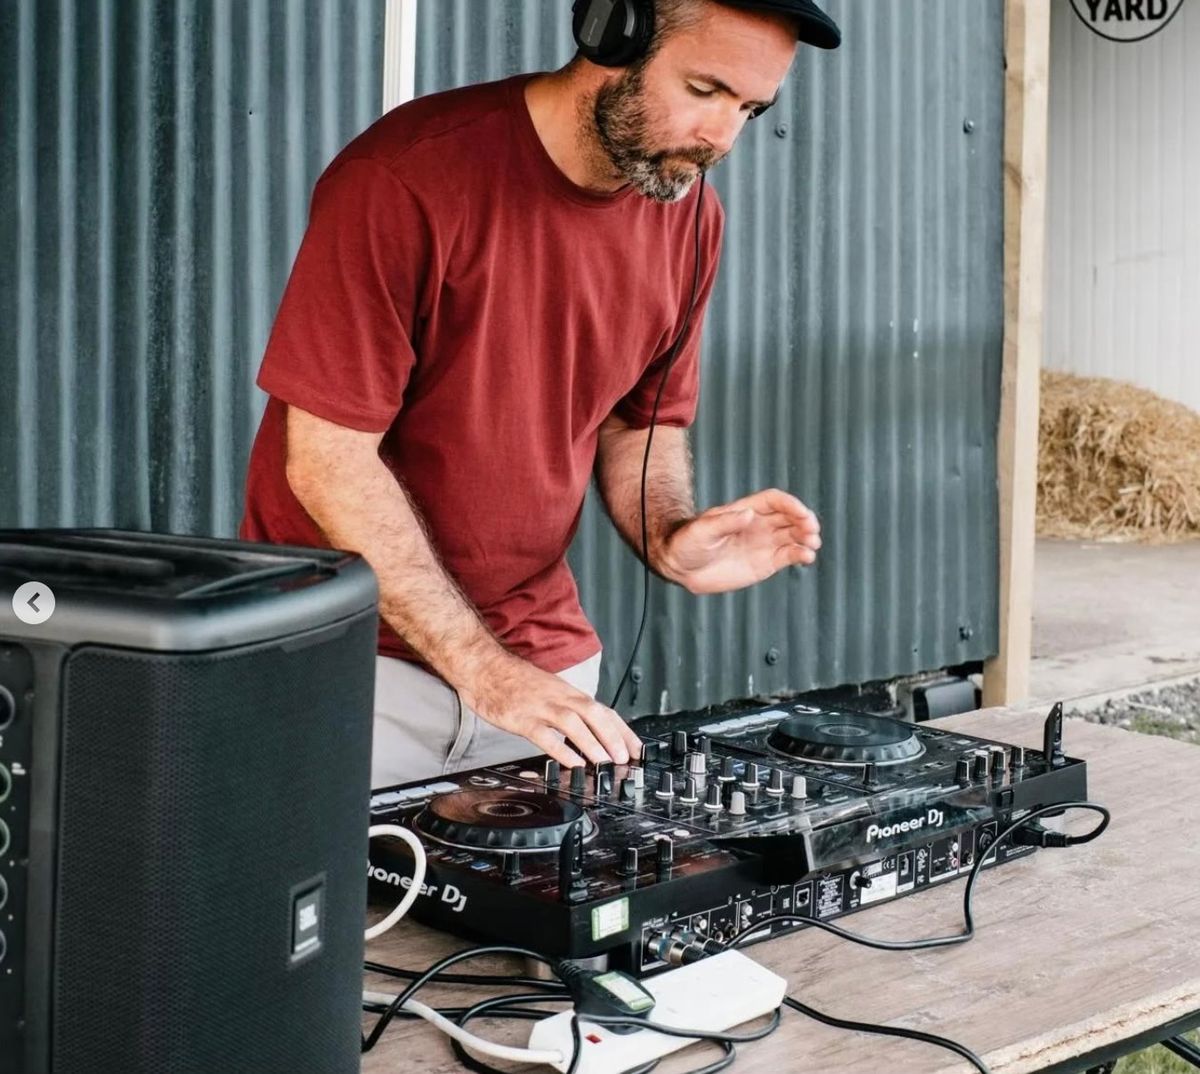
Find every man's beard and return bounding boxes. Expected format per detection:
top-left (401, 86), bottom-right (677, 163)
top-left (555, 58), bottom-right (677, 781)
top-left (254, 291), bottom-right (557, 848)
top-left (591, 65), bottom-right (722, 203)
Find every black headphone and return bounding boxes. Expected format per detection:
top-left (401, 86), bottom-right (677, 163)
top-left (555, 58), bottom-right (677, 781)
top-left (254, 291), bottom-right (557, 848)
top-left (571, 0), bottom-right (656, 67)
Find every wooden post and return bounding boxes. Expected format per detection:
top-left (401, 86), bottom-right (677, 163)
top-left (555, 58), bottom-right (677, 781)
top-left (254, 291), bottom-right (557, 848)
top-left (983, 0), bottom-right (1050, 707)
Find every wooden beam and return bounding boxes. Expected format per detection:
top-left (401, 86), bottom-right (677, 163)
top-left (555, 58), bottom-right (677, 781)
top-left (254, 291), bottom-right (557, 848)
top-left (983, 0), bottom-right (1050, 707)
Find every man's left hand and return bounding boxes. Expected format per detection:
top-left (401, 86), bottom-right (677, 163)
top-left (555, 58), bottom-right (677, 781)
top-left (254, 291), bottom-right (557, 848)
top-left (659, 488), bottom-right (821, 595)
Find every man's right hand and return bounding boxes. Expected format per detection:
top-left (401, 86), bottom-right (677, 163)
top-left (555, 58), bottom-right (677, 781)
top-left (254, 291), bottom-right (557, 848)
top-left (456, 653), bottom-right (643, 770)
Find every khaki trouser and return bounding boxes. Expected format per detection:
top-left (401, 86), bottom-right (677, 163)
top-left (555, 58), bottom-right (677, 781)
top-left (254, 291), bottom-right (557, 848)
top-left (370, 652), bottom-right (603, 789)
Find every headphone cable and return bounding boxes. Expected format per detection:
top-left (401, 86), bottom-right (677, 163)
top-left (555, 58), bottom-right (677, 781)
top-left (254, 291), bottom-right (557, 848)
top-left (610, 174), bottom-right (707, 710)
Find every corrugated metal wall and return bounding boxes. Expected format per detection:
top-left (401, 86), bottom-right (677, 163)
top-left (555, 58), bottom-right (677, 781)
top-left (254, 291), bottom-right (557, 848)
top-left (1, 0), bottom-right (1003, 714)
top-left (1045, 1), bottom-right (1200, 413)
top-left (417, 1), bottom-right (1005, 711)
top-left (0, 0), bottom-right (384, 535)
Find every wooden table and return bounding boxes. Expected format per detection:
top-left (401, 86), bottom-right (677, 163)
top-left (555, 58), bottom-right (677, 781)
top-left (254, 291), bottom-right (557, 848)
top-left (362, 708), bottom-right (1200, 1073)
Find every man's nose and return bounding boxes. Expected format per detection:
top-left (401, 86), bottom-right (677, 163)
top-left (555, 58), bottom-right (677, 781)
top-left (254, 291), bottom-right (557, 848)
top-left (696, 109), bottom-right (745, 157)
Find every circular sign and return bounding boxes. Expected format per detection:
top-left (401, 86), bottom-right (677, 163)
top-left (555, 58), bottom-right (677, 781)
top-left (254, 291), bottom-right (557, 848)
top-left (1068, 0), bottom-right (1188, 43)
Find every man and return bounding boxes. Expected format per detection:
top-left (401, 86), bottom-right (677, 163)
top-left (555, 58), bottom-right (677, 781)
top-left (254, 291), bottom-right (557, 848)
top-left (240, 0), bottom-right (836, 787)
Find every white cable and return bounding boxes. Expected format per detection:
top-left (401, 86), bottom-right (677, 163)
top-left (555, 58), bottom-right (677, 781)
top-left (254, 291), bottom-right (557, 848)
top-left (365, 824), bottom-right (427, 941)
top-left (361, 991), bottom-right (565, 1066)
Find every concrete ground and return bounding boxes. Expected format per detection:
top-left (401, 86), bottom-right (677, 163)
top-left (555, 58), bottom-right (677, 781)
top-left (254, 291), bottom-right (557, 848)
top-left (1029, 538), bottom-right (1200, 708)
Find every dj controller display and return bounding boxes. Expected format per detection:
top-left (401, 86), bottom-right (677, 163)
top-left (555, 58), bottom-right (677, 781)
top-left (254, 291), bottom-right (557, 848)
top-left (368, 701), bottom-right (1086, 975)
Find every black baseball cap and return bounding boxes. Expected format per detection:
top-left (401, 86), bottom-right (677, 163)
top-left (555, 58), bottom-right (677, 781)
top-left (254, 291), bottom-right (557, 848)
top-left (718, 0), bottom-right (842, 49)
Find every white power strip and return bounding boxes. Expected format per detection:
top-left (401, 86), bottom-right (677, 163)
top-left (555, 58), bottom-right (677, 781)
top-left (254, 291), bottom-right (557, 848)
top-left (527, 950), bottom-right (788, 1074)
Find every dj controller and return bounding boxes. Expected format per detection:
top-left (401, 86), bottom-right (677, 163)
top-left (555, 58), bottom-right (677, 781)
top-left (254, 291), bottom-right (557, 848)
top-left (368, 701), bottom-right (1086, 975)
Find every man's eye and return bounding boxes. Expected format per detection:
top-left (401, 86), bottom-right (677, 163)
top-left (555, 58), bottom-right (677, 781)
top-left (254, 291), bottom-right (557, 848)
top-left (687, 84), bottom-right (715, 98)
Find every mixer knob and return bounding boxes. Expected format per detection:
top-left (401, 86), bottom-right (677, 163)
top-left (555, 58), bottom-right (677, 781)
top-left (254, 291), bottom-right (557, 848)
top-left (790, 775), bottom-right (807, 800)
top-left (956, 757), bottom-right (972, 785)
top-left (631, 766), bottom-right (645, 790)
top-left (680, 776), bottom-right (700, 803)
top-left (766, 768), bottom-right (785, 796)
top-left (990, 747), bottom-right (1006, 775)
top-left (503, 853), bottom-right (522, 884)
top-left (641, 740), bottom-right (661, 763)
top-left (1010, 745), bottom-right (1026, 771)
top-left (570, 765), bottom-right (587, 792)
top-left (543, 759), bottom-right (560, 786)
top-left (704, 782), bottom-right (723, 812)
top-left (656, 836), bottom-right (674, 868)
top-left (862, 762), bottom-right (878, 787)
top-left (971, 751), bottom-right (989, 782)
top-left (719, 757), bottom-right (738, 781)
top-left (620, 846), bottom-right (639, 876)
top-left (686, 752), bottom-right (707, 777)
top-left (595, 762), bottom-right (614, 797)
top-left (698, 734), bottom-right (712, 757)
top-left (620, 777), bottom-right (637, 800)
top-left (729, 790), bottom-right (747, 816)
top-left (655, 771), bottom-right (675, 799)
top-left (742, 762), bottom-right (762, 789)
top-left (671, 731), bottom-right (689, 759)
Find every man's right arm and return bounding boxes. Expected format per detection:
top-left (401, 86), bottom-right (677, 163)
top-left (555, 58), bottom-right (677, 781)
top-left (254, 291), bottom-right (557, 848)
top-left (284, 404), bottom-right (641, 768)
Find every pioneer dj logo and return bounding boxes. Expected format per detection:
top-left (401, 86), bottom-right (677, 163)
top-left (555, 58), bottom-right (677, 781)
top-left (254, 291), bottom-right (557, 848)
top-left (368, 863), bottom-right (468, 913)
top-left (1069, 0), bottom-right (1187, 43)
top-left (866, 807), bottom-right (946, 844)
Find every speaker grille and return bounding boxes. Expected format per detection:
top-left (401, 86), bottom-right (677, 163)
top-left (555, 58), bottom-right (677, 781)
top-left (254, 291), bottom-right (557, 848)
top-left (52, 613), bottom-right (376, 1073)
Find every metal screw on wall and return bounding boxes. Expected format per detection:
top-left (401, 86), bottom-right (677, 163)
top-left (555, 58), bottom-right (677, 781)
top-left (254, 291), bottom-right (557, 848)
top-left (765, 647), bottom-right (780, 666)
top-left (958, 625), bottom-right (973, 641)
top-left (631, 667), bottom-right (644, 684)
top-left (774, 123), bottom-right (788, 138)
top-left (963, 119), bottom-right (976, 134)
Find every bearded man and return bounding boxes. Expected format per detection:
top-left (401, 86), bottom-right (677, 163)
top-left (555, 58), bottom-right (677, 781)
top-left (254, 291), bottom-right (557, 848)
top-left (241, 0), bottom-right (836, 787)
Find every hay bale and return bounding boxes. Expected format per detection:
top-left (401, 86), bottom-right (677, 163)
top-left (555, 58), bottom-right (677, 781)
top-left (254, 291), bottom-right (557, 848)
top-left (1037, 370), bottom-right (1200, 542)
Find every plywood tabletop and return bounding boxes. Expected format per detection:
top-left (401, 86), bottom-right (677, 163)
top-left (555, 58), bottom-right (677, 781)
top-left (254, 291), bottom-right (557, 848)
top-left (361, 707), bottom-right (1200, 1073)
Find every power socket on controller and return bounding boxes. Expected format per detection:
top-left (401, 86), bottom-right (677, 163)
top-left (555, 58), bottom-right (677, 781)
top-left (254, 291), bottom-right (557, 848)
top-left (527, 950), bottom-right (787, 1074)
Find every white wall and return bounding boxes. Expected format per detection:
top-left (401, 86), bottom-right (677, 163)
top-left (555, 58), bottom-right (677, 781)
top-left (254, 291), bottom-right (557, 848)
top-left (1045, 0), bottom-right (1200, 411)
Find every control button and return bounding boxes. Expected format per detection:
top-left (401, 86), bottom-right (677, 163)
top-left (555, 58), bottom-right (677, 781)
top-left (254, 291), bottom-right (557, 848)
top-left (640, 740), bottom-right (661, 763)
top-left (631, 766), bottom-right (645, 790)
top-left (570, 765), bottom-right (586, 793)
top-left (698, 734), bottom-right (712, 757)
top-left (655, 771), bottom-right (675, 799)
top-left (671, 731), bottom-right (689, 760)
top-left (719, 757), bottom-right (738, 781)
top-left (656, 836), bottom-right (674, 868)
top-left (971, 751), bottom-right (989, 782)
top-left (0, 685), bottom-right (15, 730)
top-left (12, 581), bottom-right (56, 626)
top-left (990, 747), bottom-right (1006, 775)
top-left (956, 757), bottom-right (972, 785)
top-left (679, 777), bottom-right (699, 804)
top-left (620, 777), bottom-right (637, 800)
top-left (862, 762), bottom-right (878, 787)
top-left (686, 752), bottom-right (707, 777)
top-left (543, 759), bottom-right (561, 786)
top-left (766, 768), bottom-right (785, 796)
top-left (729, 790), bottom-right (747, 816)
top-left (595, 762), bottom-right (614, 797)
top-left (620, 846), bottom-right (639, 876)
top-left (502, 853), bottom-right (522, 884)
top-left (1010, 745), bottom-right (1026, 771)
top-left (742, 762), bottom-right (762, 789)
top-left (0, 764), bottom-right (10, 803)
top-left (790, 775), bottom-right (807, 800)
top-left (704, 783), bottom-right (723, 812)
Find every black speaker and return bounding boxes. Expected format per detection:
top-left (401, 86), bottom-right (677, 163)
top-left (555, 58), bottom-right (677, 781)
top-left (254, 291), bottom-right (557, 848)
top-left (0, 530), bottom-right (379, 1074)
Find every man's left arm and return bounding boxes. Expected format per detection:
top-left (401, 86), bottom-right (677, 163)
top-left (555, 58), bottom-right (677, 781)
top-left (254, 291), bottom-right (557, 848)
top-left (594, 413), bottom-right (822, 595)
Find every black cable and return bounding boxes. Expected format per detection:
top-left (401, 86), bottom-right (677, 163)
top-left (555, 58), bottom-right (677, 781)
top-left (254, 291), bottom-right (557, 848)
top-left (727, 801), bottom-right (1110, 954)
top-left (610, 174), bottom-right (708, 710)
top-left (584, 1005), bottom-right (782, 1044)
top-left (361, 944), bottom-right (563, 1053)
top-left (364, 959), bottom-right (568, 994)
top-left (782, 994), bottom-right (991, 1074)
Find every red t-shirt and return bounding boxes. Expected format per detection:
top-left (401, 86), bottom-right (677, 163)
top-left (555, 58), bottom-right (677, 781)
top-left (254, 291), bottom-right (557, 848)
top-left (240, 74), bottom-right (724, 674)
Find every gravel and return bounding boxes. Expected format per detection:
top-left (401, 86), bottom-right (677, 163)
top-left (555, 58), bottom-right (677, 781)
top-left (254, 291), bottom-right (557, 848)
top-left (1070, 677), bottom-right (1200, 745)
